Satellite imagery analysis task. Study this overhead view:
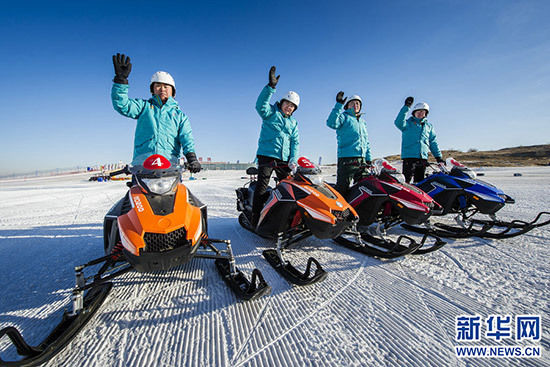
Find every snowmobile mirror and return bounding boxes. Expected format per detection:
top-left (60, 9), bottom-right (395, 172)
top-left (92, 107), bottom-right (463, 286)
top-left (246, 167), bottom-right (258, 175)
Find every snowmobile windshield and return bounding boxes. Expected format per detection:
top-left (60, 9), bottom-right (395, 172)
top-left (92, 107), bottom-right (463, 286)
top-left (296, 165), bottom-right (324, 185)
top-left (303, 173), bottom-right (324, 185)
top-left (450, 166), bottom-right (476, 180)
top-left (374, 159), bottom-right (405, 183)
top-left (129, 154), bottom-right (182, 195)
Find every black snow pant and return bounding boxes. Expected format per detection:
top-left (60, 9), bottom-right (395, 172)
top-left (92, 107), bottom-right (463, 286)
top-left (336, 157), bottom-right (365, 197)
top-left (402, 158), bottom-right (428, 183)
top-left (251, 155), bottom-right (291, 226)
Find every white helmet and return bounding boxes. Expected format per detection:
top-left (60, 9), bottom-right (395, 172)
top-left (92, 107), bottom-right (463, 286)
top-left (345, 94), bottom-right (362, 110)
top-left (412, 102), bottom-right (429, 115)
top-left (150, 71), bottom-right (176, 96)
top-left (280, 91), bottom-right (300, 109)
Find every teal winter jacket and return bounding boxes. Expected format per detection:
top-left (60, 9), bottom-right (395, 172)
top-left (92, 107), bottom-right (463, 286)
top-left (326, 102), bottom-right (372, 161)
top-left (111, 83), bottom-right (195, 165)
top-left (255, 85), bottom-right (299, 163)
top-left (394, 105), bottom-right (441, 160)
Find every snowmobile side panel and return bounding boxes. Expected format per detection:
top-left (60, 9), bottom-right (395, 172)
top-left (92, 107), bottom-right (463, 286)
top-left (256, 190), bottom-right (298, 238)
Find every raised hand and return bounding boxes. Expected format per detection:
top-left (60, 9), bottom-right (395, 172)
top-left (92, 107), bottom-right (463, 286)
top-left (336, 91), bottom-right (347, 105)
top-left (112, 53), bottom-right (132, 84)
top-left (268, 66), bottom-right (280, 88)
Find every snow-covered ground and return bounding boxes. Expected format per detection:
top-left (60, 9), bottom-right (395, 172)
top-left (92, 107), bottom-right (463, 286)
top-left (0, 167), bottom-right (548, 366)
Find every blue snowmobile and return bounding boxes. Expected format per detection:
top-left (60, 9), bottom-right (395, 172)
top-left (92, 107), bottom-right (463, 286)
top-left (402, 158), bottom-right (549, 239)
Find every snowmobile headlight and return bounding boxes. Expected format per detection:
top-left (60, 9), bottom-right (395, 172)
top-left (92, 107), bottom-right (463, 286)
top-left (304, 174), bottom-right (324, 185)
top-left (141, 176), bottom-right (178, 195)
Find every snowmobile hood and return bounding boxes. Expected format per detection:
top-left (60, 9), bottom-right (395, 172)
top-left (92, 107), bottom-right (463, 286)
top-left (118, 183), bottom-right (205, 257)
top-left (256, 175), bottom-right (358, 240)
top-left (283, 179), bottom-right (357, 225)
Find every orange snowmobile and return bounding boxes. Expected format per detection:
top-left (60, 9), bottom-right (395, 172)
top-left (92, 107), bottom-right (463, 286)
top-left (0, 154), bottom-right (269, 367)
top-left (236, 157), bottom-right (359, 285)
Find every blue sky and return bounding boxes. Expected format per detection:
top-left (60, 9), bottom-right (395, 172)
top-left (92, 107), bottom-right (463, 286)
top-left (1, 0), bottom-right (549, 174)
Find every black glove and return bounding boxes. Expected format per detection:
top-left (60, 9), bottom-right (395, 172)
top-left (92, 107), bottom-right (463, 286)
top-left (112, 53), bottom-right (132, 84)
top-left (268, 66), bottom-right (280, 88)
top-left (185, 152), bottom-right (201, 173)
top-left (336, 91), bottom-right (347, 105)
top-left (404, 96), bottom-right (414, 107)
top-left (436, 157), bottom-right (445, 164)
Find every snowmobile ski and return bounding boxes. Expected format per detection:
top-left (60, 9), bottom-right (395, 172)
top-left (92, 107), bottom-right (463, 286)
top-left (403, 211), bottom-right (550, 240)
top-left (215, 258), bottom-right (271, 300)
top-left (468, 211), bottom-right (550, 239)
top-left (262, 249), bottom-right (327, 285)
top-left (239, 213), bottom-right (327, 285)
top-left (334, 229), bottom-right (422, 259)
top-left (0, 283), bottom-right (112, 367)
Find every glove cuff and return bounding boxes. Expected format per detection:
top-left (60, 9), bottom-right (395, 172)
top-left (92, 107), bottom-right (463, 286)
top-left (113, 76), bottom-right (128, 84)
top-left (185, 152), bottom-right (198, 162)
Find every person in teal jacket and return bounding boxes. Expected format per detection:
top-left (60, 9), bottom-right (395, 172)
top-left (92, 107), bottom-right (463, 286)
top-left (250, 66), bottom-right (300, 227)
top-left (394, 97), bottom-right (443, 183)
top-left (327, 92), bottom-right (372, 195)
top-left (110, 53), bottom-right (201, 172)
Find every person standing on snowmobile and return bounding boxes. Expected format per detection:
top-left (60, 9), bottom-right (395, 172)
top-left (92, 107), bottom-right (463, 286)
top-left (110, 53), bottom-right (201, 173)
top-left (251, 66), bottom-right (300, 227)
top-left (394, 97), bottom-right (443, 183)
top-left (326, 92), bottom-right (372, 195)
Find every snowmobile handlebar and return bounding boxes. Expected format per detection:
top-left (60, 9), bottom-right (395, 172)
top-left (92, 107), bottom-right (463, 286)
top-left (109, 165), bottom-right (131, 177)
top-left (427, 161), bottom-right (448, 174)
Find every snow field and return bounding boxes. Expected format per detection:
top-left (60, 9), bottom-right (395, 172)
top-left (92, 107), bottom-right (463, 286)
top-left (0, 167), bottom-right (549, 366)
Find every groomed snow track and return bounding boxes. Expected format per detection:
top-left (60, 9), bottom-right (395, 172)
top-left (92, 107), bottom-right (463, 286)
top-left (1, 168), bottom-right (549, 366)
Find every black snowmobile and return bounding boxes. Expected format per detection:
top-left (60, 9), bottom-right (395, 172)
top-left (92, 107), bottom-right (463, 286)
top-left (402, 158), bottom-right (550, 239)
top-left (236, 157), bottom-right (359, 285)
top-left (0, 154), bottom-right (270, 367)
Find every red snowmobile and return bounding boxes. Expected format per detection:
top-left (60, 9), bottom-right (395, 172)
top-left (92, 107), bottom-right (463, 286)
top-left (0, 154), bottom-right (270, 367)
top-left (236, 157), bottom-right (359, 285)
top-left (334, 159), bottom-right (446, 258)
